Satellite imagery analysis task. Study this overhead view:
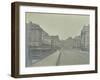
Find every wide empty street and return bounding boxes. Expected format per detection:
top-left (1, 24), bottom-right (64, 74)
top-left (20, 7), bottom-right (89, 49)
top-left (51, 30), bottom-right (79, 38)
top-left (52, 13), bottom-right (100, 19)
top-left (32, 48), bottom-right (89, 66)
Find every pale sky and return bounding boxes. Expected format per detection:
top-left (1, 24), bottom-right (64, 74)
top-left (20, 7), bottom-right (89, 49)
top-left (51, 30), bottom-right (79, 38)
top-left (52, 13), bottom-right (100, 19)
top-left (26, 12), bottom-right (89, 40)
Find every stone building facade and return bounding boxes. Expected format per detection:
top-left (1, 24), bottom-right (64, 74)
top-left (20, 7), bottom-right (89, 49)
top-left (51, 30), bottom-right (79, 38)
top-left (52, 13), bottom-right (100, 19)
top-left (80, 25), bottom-right (89, 51)
top-left (26, 22), bottom-right (43, 47)
top-left (26, 22), bottom-right (53, 48)
top-left (50, 36), bottom-right (60, 48)
top-left (73, 36), bottom-right (81, 49)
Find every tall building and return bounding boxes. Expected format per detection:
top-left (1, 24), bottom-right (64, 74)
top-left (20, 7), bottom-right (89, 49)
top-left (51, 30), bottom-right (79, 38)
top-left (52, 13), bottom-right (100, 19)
top-left (80, 25), bottom-right (89, 51)
top-left (73, 36), bottom-right (81, 49)
top-left (26, 22), bottom-right (43, 66)
top-left (26, 22), bottom-right (43, 47)
top-left (41, 29), bottom-right (52, 47)
top-left (26, 21), bottom-right (52, 48)
top-left (50, 36), bottom-right (60, 48)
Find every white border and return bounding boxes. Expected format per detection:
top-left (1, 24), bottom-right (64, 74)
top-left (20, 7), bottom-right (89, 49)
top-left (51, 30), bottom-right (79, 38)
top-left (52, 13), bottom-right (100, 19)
top-left (19, 6), bottom-right (95, 74)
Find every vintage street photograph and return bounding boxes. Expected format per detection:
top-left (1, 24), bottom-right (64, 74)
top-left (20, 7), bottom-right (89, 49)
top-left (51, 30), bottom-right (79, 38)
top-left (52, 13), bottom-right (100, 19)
top-left (25, 12), bottom-right (90, 67)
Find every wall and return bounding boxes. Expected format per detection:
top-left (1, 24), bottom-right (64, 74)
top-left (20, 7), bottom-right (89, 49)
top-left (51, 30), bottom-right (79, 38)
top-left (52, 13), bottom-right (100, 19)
top-left (0, 0), bottom-right (100, 80)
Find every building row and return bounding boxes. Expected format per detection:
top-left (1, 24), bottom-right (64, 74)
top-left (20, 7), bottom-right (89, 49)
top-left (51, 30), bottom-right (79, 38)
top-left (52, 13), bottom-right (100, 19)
top-left (26, 22), bottom-right (61, 67)
top-left (26, 22), bottom-right (89, 51)
top-left (63, 25), bottom-right (89, 51)
top-left (74, 25), bottom-right (89, 51)
top-left (26, 22), bottom-right (60, 50)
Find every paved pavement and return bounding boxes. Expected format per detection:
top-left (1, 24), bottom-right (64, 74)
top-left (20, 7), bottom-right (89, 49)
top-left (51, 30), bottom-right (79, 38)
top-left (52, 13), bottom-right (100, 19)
top-left (32, 50), bottom-right (60, 66)
top-left (57, 48), bottom-right (89, 65)
top-left (32, 48), bottom-right (89, 67)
